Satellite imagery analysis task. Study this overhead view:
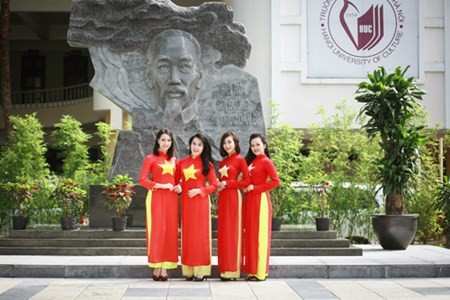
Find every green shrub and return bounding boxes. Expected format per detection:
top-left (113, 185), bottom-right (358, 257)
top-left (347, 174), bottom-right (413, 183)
top-left (0, 113), bottom-right (51, 229)
top-left (301, 101), bottom-right (381, 239)
top-left (267, 100), bottom-right (303, 221)
top-left (52, 115), bottom-right (91, 179)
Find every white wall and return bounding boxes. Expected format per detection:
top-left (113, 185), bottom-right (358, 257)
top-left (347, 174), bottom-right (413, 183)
top-left (267, 0), bottom-right (448, 129)
top-left (5, 0), bottom-right (448, 132)
top-left (93, 91), bottom-right (124, 130)
top-left (228, 0), bottom-right (273, 127)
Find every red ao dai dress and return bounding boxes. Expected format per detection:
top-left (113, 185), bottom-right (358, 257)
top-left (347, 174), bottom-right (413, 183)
top-left (139, 151), bottom-right (179, 270)
top-left (175, 156), bottom-right (218, 278)
top-left (244, 154), bottom-right (280, 280)
top-left (217, 152), bottom-right (250, 279)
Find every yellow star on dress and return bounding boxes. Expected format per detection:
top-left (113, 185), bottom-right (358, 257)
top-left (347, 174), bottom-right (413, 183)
top-left (183, 164), bottom-right (199, 181)
top-left (218, 165), bottom-right (230, 179)
top-left (159, 160), bottom-right (174, 175)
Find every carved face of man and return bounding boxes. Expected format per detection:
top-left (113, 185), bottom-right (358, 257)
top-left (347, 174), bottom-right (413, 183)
top-left (147, 30), bottom-right (202, 123)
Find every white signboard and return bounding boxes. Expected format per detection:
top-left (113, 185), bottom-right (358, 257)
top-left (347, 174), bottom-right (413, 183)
top-left (307, 0), bottom-right (419, 78)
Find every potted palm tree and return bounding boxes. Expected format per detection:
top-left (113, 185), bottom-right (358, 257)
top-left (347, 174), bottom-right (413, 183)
top-left (355, 66), bottom-right (426, 250)
top-left (102, 174), bottom-right (136, 231)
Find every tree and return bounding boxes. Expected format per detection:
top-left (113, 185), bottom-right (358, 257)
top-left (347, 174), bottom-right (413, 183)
top-left (51, 115), bottom-right (92, 179)
top-left (355, 66), bottom-right (426, 215)
top-left (1, 0), bottom-right (12, 138)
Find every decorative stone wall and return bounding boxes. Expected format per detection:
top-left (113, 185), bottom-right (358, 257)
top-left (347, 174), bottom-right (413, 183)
top-left (67, 0), bottom-right (265, 182)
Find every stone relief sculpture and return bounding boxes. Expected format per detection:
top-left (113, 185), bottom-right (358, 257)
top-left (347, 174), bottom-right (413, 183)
top-left (67, 0), bottom-right (265, 182)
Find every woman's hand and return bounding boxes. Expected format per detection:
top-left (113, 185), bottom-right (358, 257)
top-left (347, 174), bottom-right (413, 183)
top-left (152, 183), bottom-right (173, 191)
top-left (243, 184), bottom-right (254, 193)
top-left (174, 184), bottom-right (182, 193)
top-left (187, 188), bottom-right (202, 198)
top-left (154, 183), bottom-right (174, 191)
top-left (217, 181), bottom-right (226, 192)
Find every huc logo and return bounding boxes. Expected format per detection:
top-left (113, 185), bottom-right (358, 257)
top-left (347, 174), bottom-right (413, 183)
top-left (319, 0), bottom-right (405, 65)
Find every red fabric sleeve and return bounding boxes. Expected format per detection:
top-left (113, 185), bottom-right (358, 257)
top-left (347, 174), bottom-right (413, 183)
top-left (200, 162), bottom-right (218, 196)
top-left (226, 158), bottom-right (251, 189)
top-left (139, 155), bottom-right (156, 190)
top-left (174, 159), bottom-right (182, 185)
top-left (253, 159), bottom-right (280, 193)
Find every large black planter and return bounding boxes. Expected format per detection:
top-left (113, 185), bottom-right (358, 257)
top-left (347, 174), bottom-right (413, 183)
top-left (272, 217), bottom-right (282, 231)
top-left (112, 216), bottom-right (128, 232)
top-left (372, 214), bottom-right (418, 250)
top-left (315, 217), bottom-right (331, 231)
top-left (60, 216), bottom-right (78, 230)
top-left (12, 216), bottom-right (29, 230)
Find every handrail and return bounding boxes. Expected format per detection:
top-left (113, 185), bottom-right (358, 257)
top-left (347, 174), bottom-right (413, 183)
top-left (10, 83), bottom-right (93, 108)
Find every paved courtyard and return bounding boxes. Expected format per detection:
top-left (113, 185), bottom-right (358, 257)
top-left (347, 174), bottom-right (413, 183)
top-left (1, 244), bottom-right (450, 299)
top-left (0, 277), bottom-right (450, 299)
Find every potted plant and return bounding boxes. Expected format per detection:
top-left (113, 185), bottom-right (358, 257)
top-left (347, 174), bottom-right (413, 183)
top-left (313, 181), bottom-right (331, 231)
top-left (267, 100), bottom-right (304, 230)
top-left (102, 174), bottom-right (136, 231)
top-left (300, 134), bottom-right (333, 231)
top-left (54, 178), bottom-right (86, 230)
top-left (355, 66), bottom-right (426, 250)
top-left (4, 180), bottom-right (37, 229)
top-left (0, 114), bottom-right (51, 231)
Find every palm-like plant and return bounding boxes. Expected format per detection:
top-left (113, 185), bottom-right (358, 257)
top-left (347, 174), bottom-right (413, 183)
top-left (355, 66), bottom-right (426, 215)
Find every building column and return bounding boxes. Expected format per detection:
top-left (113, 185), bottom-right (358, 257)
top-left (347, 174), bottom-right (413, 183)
top-left (228, 0), bottom-right (272, 127)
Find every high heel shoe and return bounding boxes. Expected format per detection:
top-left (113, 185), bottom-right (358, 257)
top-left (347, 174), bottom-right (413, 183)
top-left (246, 276), bottom-right (265, 281)
top-left (152, 274), bottom-right (160, 281)
top-left (159, 275), bottom-right (168, 281)
top-left (220, 276), bottom-right (236, 281)
top-left (194, 276), bottom-right (206, 281)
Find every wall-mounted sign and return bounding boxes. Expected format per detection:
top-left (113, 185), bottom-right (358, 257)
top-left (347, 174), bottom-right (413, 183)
top-left (307, 0), bottom-right (419, 79)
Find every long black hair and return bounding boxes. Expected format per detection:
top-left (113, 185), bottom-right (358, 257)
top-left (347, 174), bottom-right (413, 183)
top-left (219, 131), bottom-right (241, 157)
top-left (152, 128), bottom-right (175, 159)
top-left (189, 133), bottom-right (213, 176)
top-left (245, 133), bottom-right (270, 164)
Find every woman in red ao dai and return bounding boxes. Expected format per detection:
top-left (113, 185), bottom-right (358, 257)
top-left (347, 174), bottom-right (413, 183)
top-left (139, 128), bottom-right (179, 281)
top-left (175, 133), bottom-right (218, 281)
top-left (243, 133), bottom-right (280, 281)
top-left (217, 131), bottom-right (250, 281)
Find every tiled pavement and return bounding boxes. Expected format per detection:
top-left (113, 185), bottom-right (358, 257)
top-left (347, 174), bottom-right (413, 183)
top-left (0, 277), bottom-right (450, 299)
top-left (1, 244), bottom-right (450, 299)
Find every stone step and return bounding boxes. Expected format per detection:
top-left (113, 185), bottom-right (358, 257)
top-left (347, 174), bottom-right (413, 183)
top-left (8, 229), bottom-right (338, 240)
top-left (1, 246), bottom-right (448, 278)
top-left (0, 246), bottom-right (362, 256)
top-left (3, 229), bottom-right (358, 257)
top-left (0, 238), bottom-right (350, 248)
